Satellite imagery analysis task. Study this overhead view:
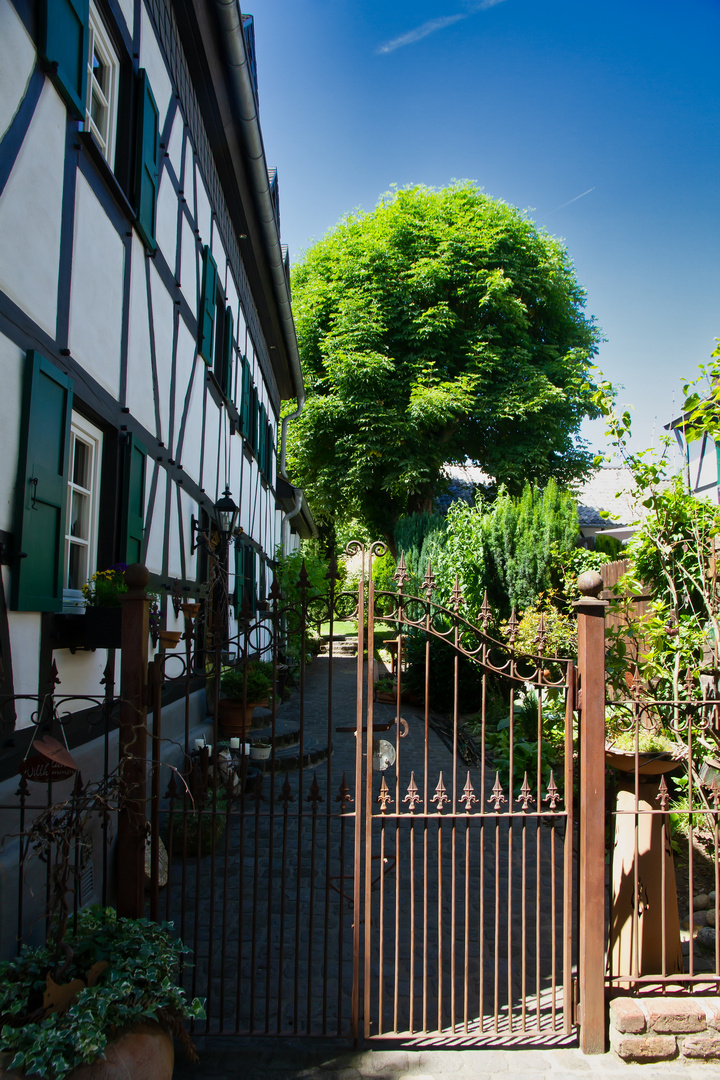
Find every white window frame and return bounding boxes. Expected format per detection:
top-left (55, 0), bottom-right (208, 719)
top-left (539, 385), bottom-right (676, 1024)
top-left (63, 414), bottom-right (103, 613)
top-left (84, 3), bottom-right (120, 168)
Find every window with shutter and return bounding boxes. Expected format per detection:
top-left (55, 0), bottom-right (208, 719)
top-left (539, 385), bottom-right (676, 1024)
top-left (134, 70), bottom-right (159, 251)
top-left (233, 543), bottom-right (256, 615)
top-left (251, 386), bottom-right (259, 457)
top-left (199, 246), bottom-right (218, 365)
top-left (258, 403), bottom-right (267, 474)
top-left (244, 545), bottom-right (257, 615)
top-left (40, 0), bottom-right (89, 119)
top-left (120, 435), bottom-right (147, 565)
top-left (265, 420), bottom-right (274, 485)
top-left (240, 356), bottom-right (251, 438)
top-left (214, 304), bottom-right (233, 398)
top-left (12, 354), bottom-right (74, 612)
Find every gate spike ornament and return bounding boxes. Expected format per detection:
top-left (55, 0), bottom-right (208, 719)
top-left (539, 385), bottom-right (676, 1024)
top-left (517, 772), bottom-right (534, 811)
top-left (279, 774), bottom-right (295, 807)
top-left (164, 772), bottom-right (178, 800)
top-left (403, 771), bottom-right (420, 812)
top-left (423, 561), bottom-right (436, 598)
top-left (432, 773), bottom-right (449, 812)
top-left (710, 776), bottom-right (720, 808)
top-left (489, 772), bottom-right (506, 811)
top-left (460, 772), bottom-right (477, 811)
top-left (393, 552), bottom-right (409, 591)
top-left (685, 667), bottom-right (696, 698)
top-left (657, 774), bottom-right (670, 812)
top-left (336, 772), bottom-right (353, 807)
top-left (307, 773), bottom-right (323, 808)
top-left (450, 576), bottom-right (464, 614)
top-left (506, 608), bottom-right (518, 645)
top-left (480, 591), bottom-right (492, 631)
top-left (543, 770), bottom-right (560, 810)
top-left (377, 775), bottom-right (392, 813)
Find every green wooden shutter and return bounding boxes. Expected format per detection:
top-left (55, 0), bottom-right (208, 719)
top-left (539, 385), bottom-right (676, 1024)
top-left (244, 546), bottom-right (257, 615)
top-left (266, 420), bottom-right (274, 485)
top-left (251, 386), bottom-right (259, 457)
top-left (134, 71), bottom-right (159, 251)
top-left (233, 543), bottom-right (241, 612)
top-left (222, 306), bottom-right (234, 398)
top-left (121, 436), bottom-right (147, 565)
top-left (258, 403), bottom-right (267, 474)
top-left (40, 0), bottom-right (89, 120)
top-left (240, 357), bottom-right (251, 439)
top-left (198, 246), bottom-right (217, 365)
top-left (12, 353), bottom-right (73, 612)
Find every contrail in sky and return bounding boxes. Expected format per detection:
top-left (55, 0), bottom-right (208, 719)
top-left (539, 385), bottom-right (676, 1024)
top-left (377, 0), bottom-right (508, 55)
top-left (545, 187), bottom-right (597, 215)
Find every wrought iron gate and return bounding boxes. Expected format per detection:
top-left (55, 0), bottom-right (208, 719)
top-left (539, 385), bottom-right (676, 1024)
top-left (152, 542), bottom-right (578, 1043)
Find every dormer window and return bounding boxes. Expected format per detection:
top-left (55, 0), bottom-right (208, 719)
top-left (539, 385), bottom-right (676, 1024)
top-left (84, 3), bottom-right (119, 167)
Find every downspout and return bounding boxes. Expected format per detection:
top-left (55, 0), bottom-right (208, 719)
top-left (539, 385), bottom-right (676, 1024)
top-left (211, 0), bottom-right (305, 532)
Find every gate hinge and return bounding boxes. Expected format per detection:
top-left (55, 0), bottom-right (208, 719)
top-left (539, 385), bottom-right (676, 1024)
top-left (573, 977), bottom-right (580, 1026)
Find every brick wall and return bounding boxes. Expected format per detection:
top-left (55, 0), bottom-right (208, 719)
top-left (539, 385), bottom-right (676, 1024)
top-left (610, 997), bottom-right (720, 1062)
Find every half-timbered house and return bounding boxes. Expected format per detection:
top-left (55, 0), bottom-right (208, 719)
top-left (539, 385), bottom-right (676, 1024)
top-left (0, 0), bottom-right (314, 726)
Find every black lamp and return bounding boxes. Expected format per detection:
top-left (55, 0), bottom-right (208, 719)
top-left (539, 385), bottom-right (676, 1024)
top-left (214, 487), bottom-right (239, 547)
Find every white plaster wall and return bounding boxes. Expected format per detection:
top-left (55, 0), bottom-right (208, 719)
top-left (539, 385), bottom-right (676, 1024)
top-left (179, 489), bottom-right (198, 582)
top-left (115, 0), bottom-right (133, 38)
top-left (155, 169), bottom-right (178, 270)
top-left (53, 645), bottom-right (109, 699)
top-left (211, 229), bottom-right (227, 295)
top-left (172, 319), bottom-right (197, 469)
top-left (183, 146), bottom-right (195, 225)
top-left (180, 216), bottom-right (197, 311)
top-left (68, 173), bottom-right (124, 398)
top-left (140, 6), bottom-right (173, 132)
top-left (0, 3), bottom-right (35, 140)
top-left (144, 462), bottom-right (166, 576)
top-left (149, 262), bottom-right (174, 441)
top-left (167, 481), bottom-right (182, 579)
top-left (165, 109), bottom-right (183, 181)
top-left (195, 165), bottom-right (211, 248)
top-left (0, 335), bottom-right (23, 532)
top-left (125, 237), bottom-right (157, 436)
top-left (0, 82), bottom-right (64, 338)
top-left (7, 606), bottom-right (40, 726)
top-left (177, 349), bottom-right (203, 486)
top-left (202, 404), bottom-right (221, 500)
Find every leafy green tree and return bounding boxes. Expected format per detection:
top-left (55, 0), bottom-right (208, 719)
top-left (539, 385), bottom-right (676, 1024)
top-left (288, 182), bottom-right (601, 544)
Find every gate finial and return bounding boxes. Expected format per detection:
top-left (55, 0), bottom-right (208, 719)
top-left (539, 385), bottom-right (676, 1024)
top-left (432, 772), bottom-right (449, 812)
top-left (377, 775), bottom-right (392, 813)
top-left (506, 608), bottom-right (518, 645)
top-left (423, 561), bottom-right (436, 598)
top-left (450, 576), bottom-right (464, 614)
top-left (544, 770), bottom-right (560, 810)
top-left (460, 772), bottom-right (477, 811)
top-left (480, 591), bottom-right (492, 631)
top-left (307, 773), bottom-right (323, 809)
top-left (279, 774), bottom-right (294, 807)
top-left (516, 772), bottom-right (534, 811)
top-left (403, 771), bottom-right (420, 812)
top-left (394, 552), bottom-right (409, 591)
top-left (489, 772), bottom-right (506, 811)
top-left (336, 772), bottom-right (353, 808)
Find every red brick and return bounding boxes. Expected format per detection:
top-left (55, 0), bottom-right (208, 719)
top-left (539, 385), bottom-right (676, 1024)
top-left (682, 1033), bottom-right (720, 1059)
top-left (610, 1029), bottom-right (677, 1061)
top-left (643, 997), bottom-right (706, 1034)
top-left (698, 997), bottom-right (720, 1031)
top-left (610, 998), bottom-right (646, 1034)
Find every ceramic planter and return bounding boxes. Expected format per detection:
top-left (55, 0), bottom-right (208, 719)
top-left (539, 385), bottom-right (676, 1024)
top-left (218, 698), bottom-right (260, 737)
top-left (250, 743), bottom-right (272, 761)
top-left (0, 1023), bottom-right (173, 1080)
top-left (605, 747), bottom-right (681, 776)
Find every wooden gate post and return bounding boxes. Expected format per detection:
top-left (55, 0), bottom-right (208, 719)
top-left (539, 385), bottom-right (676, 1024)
top-left (575, 570), bottom-right (607, 1053)
top-left (117, 563), bottom-right (150, 918)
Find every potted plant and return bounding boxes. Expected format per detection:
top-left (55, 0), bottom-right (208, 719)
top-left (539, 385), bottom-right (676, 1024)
top-left (218, 663), bottom-right (272, 737)
top-left (82, 566), bottom-right (160, 650)
top-left (374, 676), bottom-right (397, 703)
top-left (0, 906), bottom-right (204, 1080)
top-left (169, 786), bottom-right (228, 856)
top-left (249, 740), bottom-right (272, 762)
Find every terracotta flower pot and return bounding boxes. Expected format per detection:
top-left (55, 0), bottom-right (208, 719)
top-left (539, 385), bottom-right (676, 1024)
top-left (605, 748), bottom-right (681, 777)
top-left (218, 698), bottom-right (261, 737)
top-left (0, 1023), bottom-right (173, 1080)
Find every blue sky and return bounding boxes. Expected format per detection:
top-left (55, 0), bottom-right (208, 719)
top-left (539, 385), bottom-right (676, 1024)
top-left (253, 0), bottom-right (720, 457)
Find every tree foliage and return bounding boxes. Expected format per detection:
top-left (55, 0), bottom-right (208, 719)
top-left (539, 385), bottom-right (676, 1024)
top-left (287, 182), bottom-right (601, 542)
